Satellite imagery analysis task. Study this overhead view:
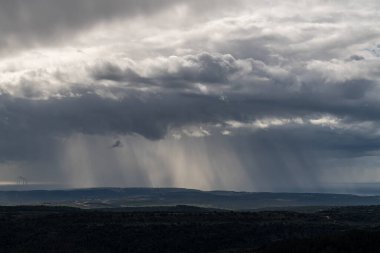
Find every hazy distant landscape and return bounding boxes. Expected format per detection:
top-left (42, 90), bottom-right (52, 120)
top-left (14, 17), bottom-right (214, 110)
top-left (2, 187), bottom-right (380, 210)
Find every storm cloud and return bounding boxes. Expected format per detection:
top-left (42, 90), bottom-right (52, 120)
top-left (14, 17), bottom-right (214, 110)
top-left (0, 0), bottom-right (380, 191)
top-left (0, 0), bottom-right (243, 53)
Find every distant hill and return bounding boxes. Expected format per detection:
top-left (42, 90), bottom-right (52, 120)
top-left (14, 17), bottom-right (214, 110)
top-left (1, 187), bottom-right (380, 209)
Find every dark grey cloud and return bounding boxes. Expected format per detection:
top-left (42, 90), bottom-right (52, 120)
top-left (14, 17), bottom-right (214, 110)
top-left (111, 140), bottom-right (123, 149)
top-left (0, 0), bottom-right (170, 49)
top-left (348, 55), bottom-right (366, 61)
top-left (0, 75), bottom-right (379, 162)
top-left (0, 0), bottom-right (242, 53)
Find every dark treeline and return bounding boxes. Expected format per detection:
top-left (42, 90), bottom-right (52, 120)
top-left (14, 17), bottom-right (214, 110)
top-left (0, 205), bottom-right (380, 252)
top-left (262, 230), bottom-right (380, 253)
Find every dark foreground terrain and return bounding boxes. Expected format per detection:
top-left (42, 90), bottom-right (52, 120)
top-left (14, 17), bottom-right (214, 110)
top-left (1, 205), bottom-right (380, 252)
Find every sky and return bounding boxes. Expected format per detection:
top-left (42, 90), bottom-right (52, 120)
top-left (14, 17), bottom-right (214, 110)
top-left (0, 0), bottom-right (380, 192)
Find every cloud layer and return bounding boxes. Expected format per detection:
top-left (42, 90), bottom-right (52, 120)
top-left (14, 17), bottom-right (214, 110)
top-left (0, 0), bottom-right (380, 191)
